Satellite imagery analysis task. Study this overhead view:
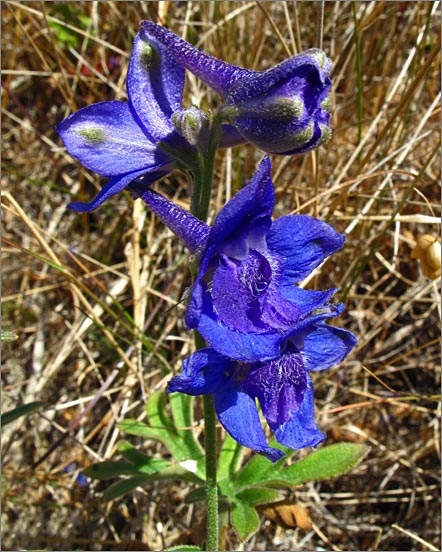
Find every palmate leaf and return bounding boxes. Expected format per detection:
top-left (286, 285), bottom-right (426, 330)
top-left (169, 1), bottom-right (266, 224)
top-left (233, 441), bottom-right (290, 489)
top-left (83, 461), bottom-right (150, 480)
top-left (233, 442), bottom-right (368, 490)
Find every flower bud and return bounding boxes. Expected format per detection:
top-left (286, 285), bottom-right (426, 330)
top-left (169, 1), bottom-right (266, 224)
top-left (218, 49), bottom-right (332, 155)
top-left (410, 234), bottom-right (441, 280)
top-left (171, 107), bottom-right (211, 147)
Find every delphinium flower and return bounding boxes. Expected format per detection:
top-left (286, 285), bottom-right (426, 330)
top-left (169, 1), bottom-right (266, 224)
top-left (57, 24), bottom-right (249, 213)
top-left (137, 156), bottom-right (356, 460)
top-left (56, 27), bottom-right (194, 212)
top-left (139, 157), bottom-right (347, 362)
top-left (139, 20), bottom-right (332, 155)
top-left (168, 324), bottom-right (356, 461)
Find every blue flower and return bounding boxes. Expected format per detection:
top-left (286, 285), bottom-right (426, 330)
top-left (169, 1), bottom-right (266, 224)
top-left (168, 320), bottom-right (356, 461)
top-left (56, 26), bottom-right (200, 212)
top-left (140, 157), bottom-right (347, 362)
top-left (140, 21), bottom-right (332, 155)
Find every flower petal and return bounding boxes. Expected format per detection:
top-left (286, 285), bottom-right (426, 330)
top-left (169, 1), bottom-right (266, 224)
top-left (68, 168), bottom-right (169, 212)
top-left (300, 323), bottom-right (357, 371)
top-left (219, 124), bottom-right (248, 148)
top-left (214, 380), bottom-right (284, 462)
top-left (211, 251), bottom-right (272, 333)
top-left (139, 187), bottom-right (210, 253)
top-left (189, 286), bottom-right (283, 362)
top-left (286, 302), bottom-right (346, 338)
top-left (167, 348), bottom-right (232, 395)
top-left (278, 287), bottom-right (337, 317)
top-left (244, 352), bottom-right (307, 427)
top-left (140, 20), bottom-right (253, 98)
top-left (267, 215), bottom-right (344, 283)
top-left (227, 49), bottom-right (331, 106)
top-left (127, 30), bottom-right (184, 141)
top-left (56, 101), bottom-right (170, 177)
top-left (204, 156), bottom-right (274, 259)
top-left (271, 373), bottom-right (325, 449)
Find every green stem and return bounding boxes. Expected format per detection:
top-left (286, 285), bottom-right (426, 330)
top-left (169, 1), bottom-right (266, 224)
top-left (192, 118), bottom-right (221, 222)
top-left (203, 394), bottom-right (219, 551)
top-left (191, 120), bottom-right (220, 550)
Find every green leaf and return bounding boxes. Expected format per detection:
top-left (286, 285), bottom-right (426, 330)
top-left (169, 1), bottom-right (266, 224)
top-left (103, 464), bottom-right (204, 501)
top-left (118, 392), bottom-right (206, 477)
top-left (217, 432), bottom-right (244, 481)
top-left (118, 418), bottom-right (165, 441)
top-left (231, 500), bottom-right (260, 542)
top-left (169, 393), bottom-right (205, 475)
top-left (277, 443), bottom-right (369, 487)
top-left (235, 487), bottom-right (282, 507)
top-left (165, 546), bottom-right (202, 551)
top-left (117, 440), bottom-right (168, 470)
top-left (104, 475), bottom-right (151, 500)
top-left (184, 486), bottom-right (206, 504)
top-left (1, 401), bottom-right (44, 426)
top-left (234, 451), bottom-right (280, 488)
top-left (83, 461), bottom-right (141, 480)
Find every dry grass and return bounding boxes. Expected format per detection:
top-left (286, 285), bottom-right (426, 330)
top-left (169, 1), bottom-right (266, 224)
top-left (1, 1), bottom-right (441, 550)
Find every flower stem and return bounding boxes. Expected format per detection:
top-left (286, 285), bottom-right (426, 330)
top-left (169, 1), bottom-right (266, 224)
top-left (194, 329), bottom-right (219, 551)
top-left (191, 120), bottom-right (220, 550)
top-left (203, 394), bottom-right (219, 551)
top-left (192, 117), bottom-right (221, 221)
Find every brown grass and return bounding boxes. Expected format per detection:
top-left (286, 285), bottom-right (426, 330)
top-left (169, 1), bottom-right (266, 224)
top-left (2, 1), bottom-right (440, 550)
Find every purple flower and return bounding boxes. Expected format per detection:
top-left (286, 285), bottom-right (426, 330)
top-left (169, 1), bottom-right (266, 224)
top-left (168, 320), bottom-right (356, 461)
top-left (140, 21), bottom-right (332, 155)
top-left (56, 26), bottom-right (198, 212)
top-left (140, 157), bottom-right (347, 362)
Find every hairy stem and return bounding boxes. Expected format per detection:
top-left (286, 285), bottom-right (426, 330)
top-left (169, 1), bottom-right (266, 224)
top-left (191, 121), bottom-right (220, 550)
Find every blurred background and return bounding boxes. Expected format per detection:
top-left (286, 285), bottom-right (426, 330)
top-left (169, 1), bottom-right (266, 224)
top-left (2, 1), bottom-right (441, 550)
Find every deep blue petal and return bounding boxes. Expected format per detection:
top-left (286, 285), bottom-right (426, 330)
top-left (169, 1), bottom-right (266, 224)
top-left (285, 302), bottom-right (346, 338)
top-left (214, 380), bottom-right (284, 462)
top-left (56, 101), bottom-right (170, 177)
top-left (188, 286), bottom-right (283, 362)
top-left (278, 287), bottom-right (337, 317)
top-left (127, 30), bottom-right (184, 141)
top-left (204, 156), bottom-right (274, 259)
top-left (167, 348), bottom-right (232, 395)
top-left (68, 168), bottom-right (169, 212)
top-left (244, 352), bottom-right (307, 427)
top-left (299, 323), bottom-right (357, 371)
top-left (267, 215), bottom-right (344, 283)
top-left (227, 49), bottom-right (331, 106)
top-left (211, 251), bottom-right (272, 333)
top-left (271, 373), bottom-right (325, 449)
top-left (260, 285), bottom-right (302, 331)
top-left (139, 188), bottom-right (210, 253)
top-left (140, 20), bottom-right (254, 98)
top-left (222, 49), bottom-right (332, 154)
top-left (219, 123), bottom-right (248, 148)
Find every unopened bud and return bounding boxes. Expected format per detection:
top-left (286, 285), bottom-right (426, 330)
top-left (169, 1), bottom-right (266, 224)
top-left (172, 107), bottom-right (210, 146)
